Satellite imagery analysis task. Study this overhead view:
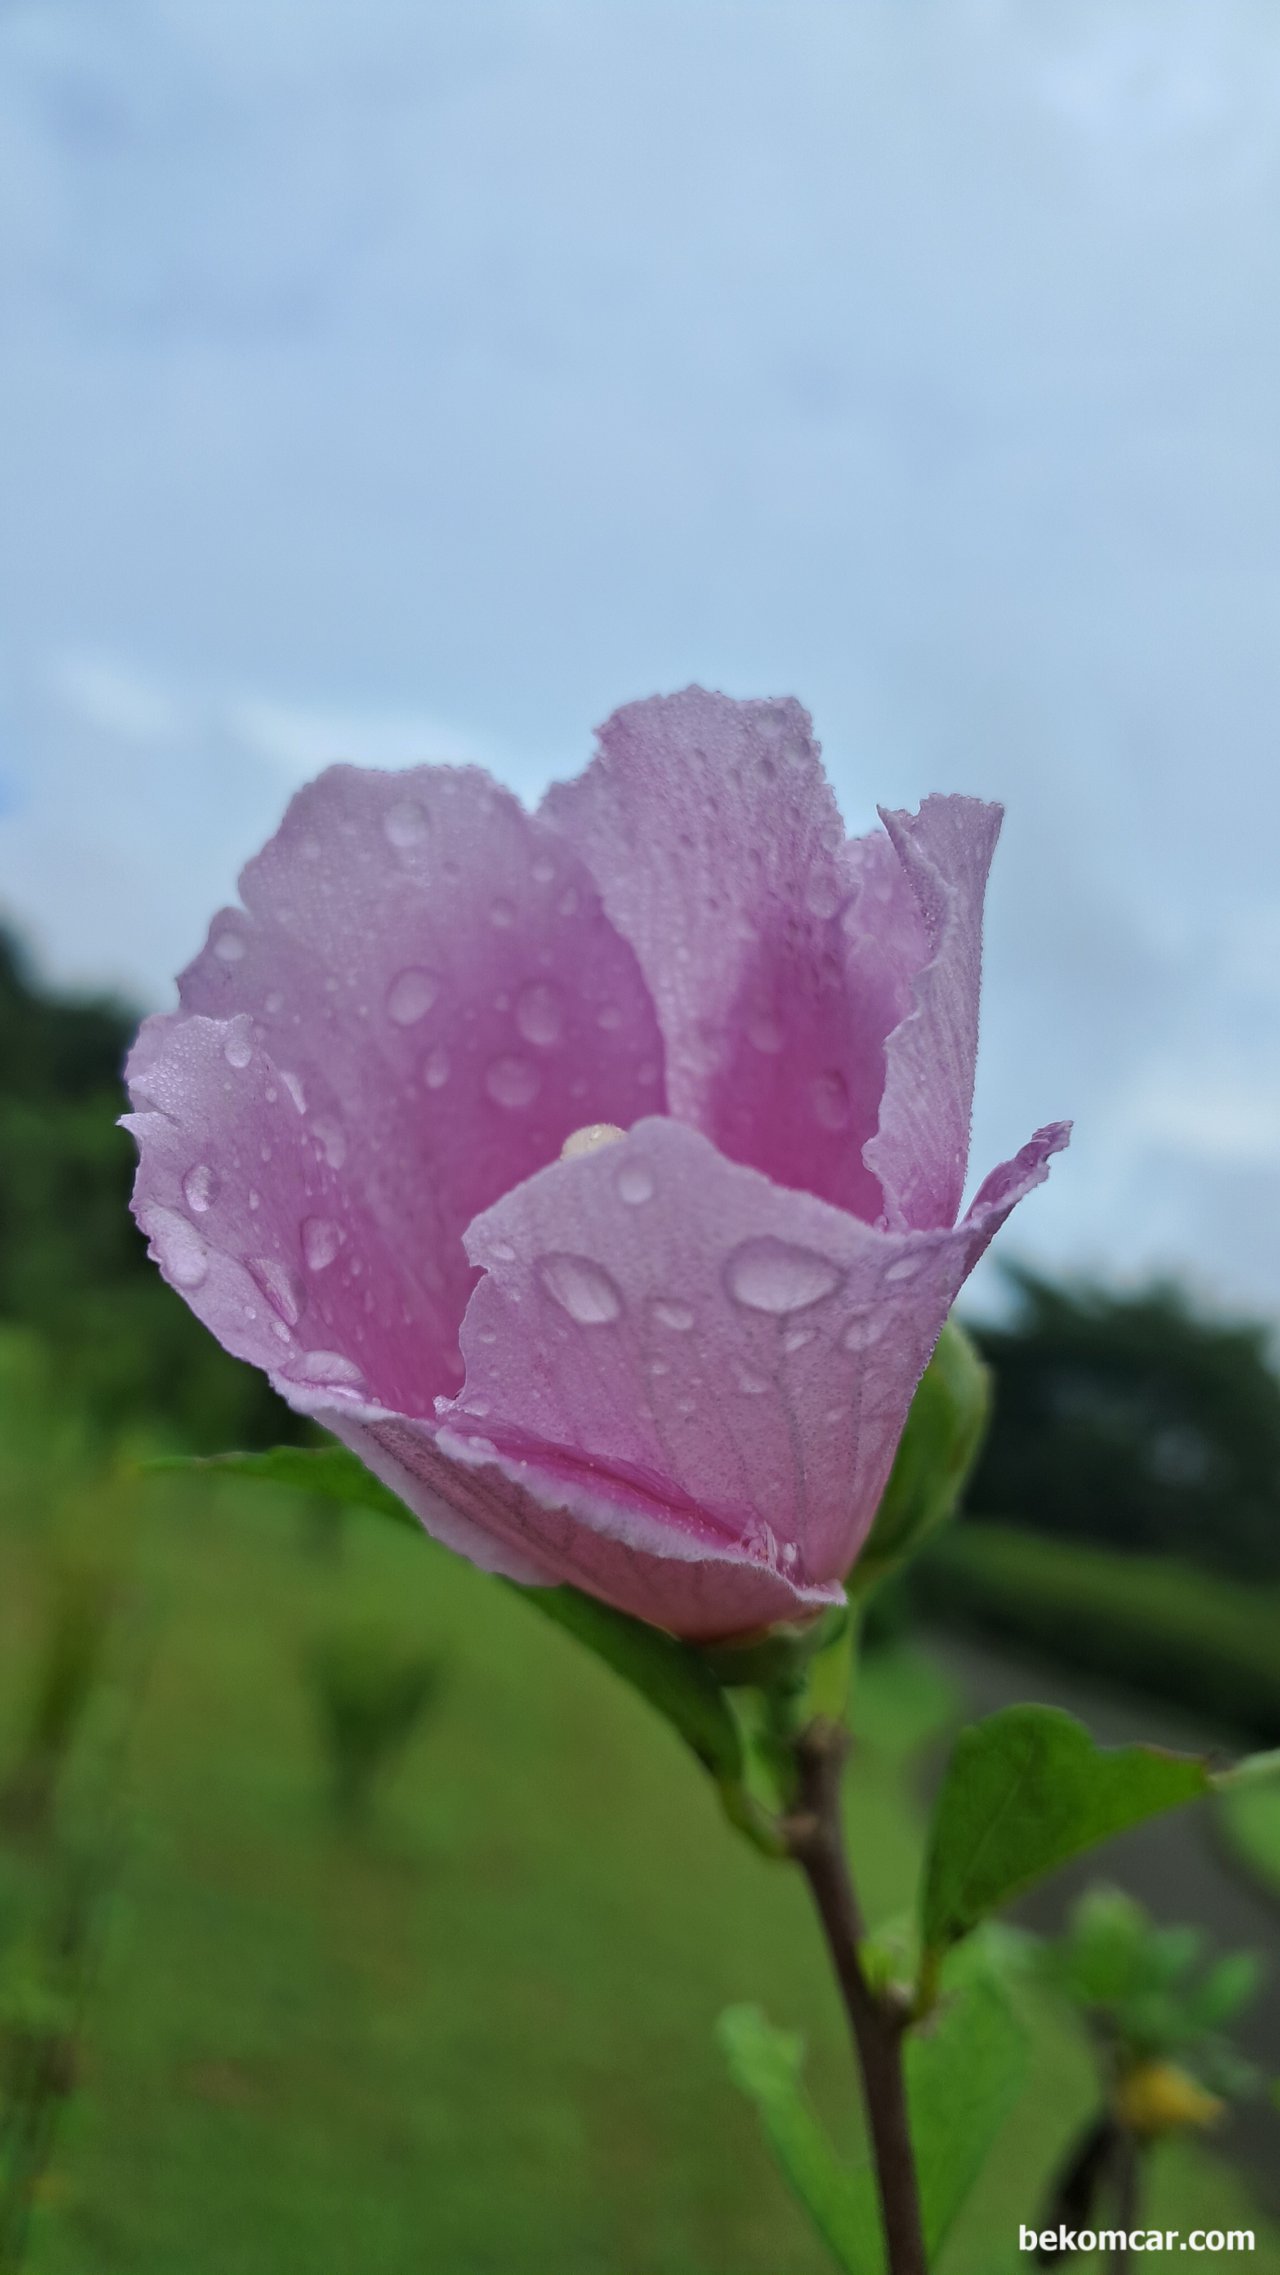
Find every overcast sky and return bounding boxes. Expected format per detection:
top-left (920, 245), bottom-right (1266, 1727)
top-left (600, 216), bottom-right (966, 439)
top-left (3, 0), bottom-right (1279, 1321)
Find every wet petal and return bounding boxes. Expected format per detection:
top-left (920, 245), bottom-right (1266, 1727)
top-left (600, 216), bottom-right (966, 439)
top-left (163, 763), bottom-right (665, 1400)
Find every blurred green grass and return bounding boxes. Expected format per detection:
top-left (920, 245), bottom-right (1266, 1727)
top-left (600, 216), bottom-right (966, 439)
top-left (0, 1340), bottom-right (1271, 2273)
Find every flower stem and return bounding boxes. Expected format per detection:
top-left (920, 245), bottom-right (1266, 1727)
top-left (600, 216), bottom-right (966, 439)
top-left (784, 1718), bottom-right (928, 2275)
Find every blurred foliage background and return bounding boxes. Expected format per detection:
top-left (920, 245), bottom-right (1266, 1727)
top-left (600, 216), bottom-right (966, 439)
top-left (1, 933), bottom-right (1279, 2273)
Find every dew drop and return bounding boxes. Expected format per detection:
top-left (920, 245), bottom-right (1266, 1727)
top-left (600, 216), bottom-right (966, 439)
top-left (247, 1255), bottom-right (305, 1326)
top-left (271, 1320), bottom-right (292, 1343)
top-left (885, 1253), bottom-right (928, 1283)
top-left (485, 1055), bottom-right (540, 1111)
top-left (782, 1325), bottom-right (815, 1354)
top-left (213, 928), bottom-right (246, 963)
top-left (843, 1314), bottom-right (876, 1351)
top-left (311, 1115), bottom-right (347, 1169)
top-left (804, 871), bottom-right (843, 922)
top-left (747, 1009), bottom-right (783, 1054)
top-left (384, 798), bottom-right (430, 850)
top-left (302, 1217), bottom-right (343, 1272)
top-left (463, 1395), bottom-right (490, 1418)
top-left (515, 979), bottom-right (563, 1047)
top-left (147, 1207), bottom-right (209, 1288)
top-left (385, 966), bottom-right (441, 1027)
top-left (537, 1252), bottom-right (622, 1325)
top-left (734, 1364), bottom-right (770, 1396)
top-left (223, 1028), bottom-right (253, 1070)
top-left (248, 1189), bottom-right (261, 1212)
top-left (651, 1298), bottom-right (694, 1333)
top-left (562, 1123), bottom-right (624, 1160)
top-left (298, 1349), bottom-right (364, 1386)
top-left (280, 1070), bottom-right (307, 1115)
top-left (615, 1160), bottom-right (654, 1205)
top-left (182, 1163), bottom-right (217, 1215)
top-left (489, 1240), bottom-right (516, 1263)
top-left (423, 1045), bottom-right (450, 1091)
top-left (811, 1070), bottom-right (851, 1131)
top-left (726, 1238), bottom-right (842, 1315)
top-left (489, 896), bottom-right (516, 929)
top-left (264, 989), bottom-right (285, 1015)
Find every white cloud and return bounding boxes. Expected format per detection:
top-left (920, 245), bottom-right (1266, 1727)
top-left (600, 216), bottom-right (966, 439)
top-left (225, 695), bottom-right (498, 781)
top-left (50, 650), bottom-right (191, 744)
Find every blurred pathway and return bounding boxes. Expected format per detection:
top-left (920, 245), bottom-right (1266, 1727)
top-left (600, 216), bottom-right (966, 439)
top-left (924, 1632), bottom-right (1280, 2213)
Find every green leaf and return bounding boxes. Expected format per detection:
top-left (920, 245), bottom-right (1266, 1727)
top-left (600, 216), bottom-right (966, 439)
top-left (146, 1444), bottom-right (418, 1529)
top-left (908, 1936), bottom-right (1028, 2257)
top-left (922, 1705), bottom-right (1210, 1956)
top-left (849, 1323), bottom-right (990, 1598)
top-left (148, 1444), bottom-right (769, 1844)
top-left (1213, 1747), bottom-right (1280, 1792)
top-left (717, 2006), bottom-right (881, 2274)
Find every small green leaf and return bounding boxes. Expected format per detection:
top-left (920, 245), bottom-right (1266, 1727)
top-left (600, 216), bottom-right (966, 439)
top-left (1214, 1747), bottom-right (1280, 1792)
top-left (922, 1706), bottom-right (1210, 1956)
top-left (849, 1323), bottom-right (989, 1598)
top-left (908, 1937), bottom-right (1027, 2256)
top-left (146, 1444), bottom-right (418, 1529)
top-left (717, 2006), bottom-right (880, 2274)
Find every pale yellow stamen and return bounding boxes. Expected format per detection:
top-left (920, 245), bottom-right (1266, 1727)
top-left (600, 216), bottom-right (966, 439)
top-left (560, 1122), bottom-right (627, 1160)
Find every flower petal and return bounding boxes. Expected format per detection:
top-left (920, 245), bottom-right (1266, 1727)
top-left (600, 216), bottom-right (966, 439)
top-left (862, 795), bottom-right (1003, 1230)
top-left (162, 763), bottom-right (665, 1402)
top-left (542, 688), bottom-right (897, 1218)
top-left (365, 1114), bottom-right (1068, 1640)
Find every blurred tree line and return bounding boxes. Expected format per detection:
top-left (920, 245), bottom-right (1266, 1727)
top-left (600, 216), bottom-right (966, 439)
top-left (3, 921), bottom-right (1280, 1585)
top-left (967, 1267), bottom-right (1280, 1584)
top-left (0, 928), bottom-right (299, 1449)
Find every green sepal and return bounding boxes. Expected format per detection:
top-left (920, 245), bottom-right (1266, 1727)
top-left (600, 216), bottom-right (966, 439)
top-left (848, 1322), bottom-right (989, 1600)
top-left (921, 1704), bottom-right (1210, 1959)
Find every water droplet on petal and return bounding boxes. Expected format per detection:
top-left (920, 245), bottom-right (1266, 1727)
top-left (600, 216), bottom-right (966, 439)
top-left (311, 1115), bottom-right (347, 1169)
top-left (280, 1070), bottom-right (307, 1115)
top-left (489, 896), bottom-right (516, 929)
top-left (148, 1207), bottom-right (209, 1288)
top-left (223, 1028), bottom-right (253, 1070)
top-left (489, 1240), bottom-right (516, 1263)
top-left (183, 1163), bottom-right (217, 1214)
top-left (734, 1364), bottom-right (770, 1396)
top-left (302, 1217), bottom-right (343, 1272)
top-left (885, 1253), bottom-right (928, 1283)
top-left (726, 1238), bottom-right (842, 1315)
top-left (247, 1255), bottom-right (305, 1326)
top-left (515, 979), bottom-right (563, 1047)
top-left (213, 928), bottom-right (246, 963)
top-left (843, 1313), bottom-right (876, 1351)
top-left (423, 1045), bottom-right (450, 1091)
top-left (384, 798), bottom-right (429, 850)
top-left (298, 1349), bottom-right (364, 1386)
top-left (538, 1253), bottom-right (622, 1325)
top-left (385, 967), bottom-right (441, 1026)
top-left (562, 1123), bottom-right (624, 1159)
top-left (747, 1009), bottom-right (783, 1054)
top-left (264, 989), bottom-right (285, 1015)
top-left (651, 1298), bottom-right (695, 1333)
top-left (804, 871), bottom-right (843, 922)
top-left (615, 1160), bottom-right (654, 1205)
top-left (812, 1070), bottom-right (851, 1131)
top-left (486, 1056), bottom-right (540, 1111)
